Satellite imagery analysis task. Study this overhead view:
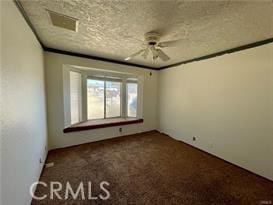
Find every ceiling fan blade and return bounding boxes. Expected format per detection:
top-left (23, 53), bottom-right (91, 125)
top-left (142, 48), bottom-right (149, 59)
top-left (156, 49), bottom-right (170, 61)
top-left (125, 49), bottom-right (145, 61)
top-left (158, 39), bottom-right (184, 47)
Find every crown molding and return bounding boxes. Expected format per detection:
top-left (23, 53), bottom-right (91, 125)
top-left (159, 37), bottom-right (273, 70)
top-left (43, 47), bottom-right (158, 70)
top-left (13, 0), bottom-right (273, 71)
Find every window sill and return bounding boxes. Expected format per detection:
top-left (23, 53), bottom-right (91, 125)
top-left (63, 117), bottom-right (144, 133)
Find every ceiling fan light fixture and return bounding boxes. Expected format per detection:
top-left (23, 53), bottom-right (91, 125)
top-left (124, 31), bottom-right (184, 62)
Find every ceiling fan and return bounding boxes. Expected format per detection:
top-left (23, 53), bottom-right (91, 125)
top-left (125, 32), bottom-right (184, 62)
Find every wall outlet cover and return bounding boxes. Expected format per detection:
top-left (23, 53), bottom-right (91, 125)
top-left (45, 162), bottom-right (54, 168)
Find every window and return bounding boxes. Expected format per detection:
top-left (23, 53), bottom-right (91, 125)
top-left (70, 71), bottom-right (82, 124)
top-left (127, 82), bottom-right (138, 117)
top-left (65, 67), bottom-right (142, 126)
top-left (106, 81), bottom-right (121, 118)
top-left (87, 78), bottom-right (121, 120)
top-left (87, 79), bottom-right (104, 120)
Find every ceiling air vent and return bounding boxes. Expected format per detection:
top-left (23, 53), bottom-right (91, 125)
top-left (47, 10), bottom-right (78, 32)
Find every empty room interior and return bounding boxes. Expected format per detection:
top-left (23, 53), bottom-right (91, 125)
top-left (1, 0), bottom-right (273, 204)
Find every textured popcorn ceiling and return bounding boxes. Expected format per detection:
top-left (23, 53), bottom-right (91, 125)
top-left (20, 0), bottom-right (273, 68)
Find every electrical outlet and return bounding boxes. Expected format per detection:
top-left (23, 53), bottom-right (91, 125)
top-left (45, 162), bottom-right (54, 168)
top-left (150, 72), bottom-right (152, 76)
top-left (193, 136), bottom-right (196, 141)
top-left (119, 127), bottom-right (122, 132)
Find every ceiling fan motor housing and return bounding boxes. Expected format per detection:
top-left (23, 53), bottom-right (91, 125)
top-left (145, 32), bottom-right (160, 45)
top-left (125, 31), bottom-right (172, 62)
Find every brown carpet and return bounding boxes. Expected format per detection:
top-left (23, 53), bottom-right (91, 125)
top-left (32, 131), bottom-right (273, 205)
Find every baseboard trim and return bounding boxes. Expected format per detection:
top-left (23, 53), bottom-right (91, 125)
top-left (29, 151), bottom-right (48, 203)
top-left (39, 151), bottom-right (49, 177)
top-left (160, 132), bottom-right (273, 183)
top-left (48, 130), bottom-right (272, 183)
top-left (49, 130), bottom-right (159, 152)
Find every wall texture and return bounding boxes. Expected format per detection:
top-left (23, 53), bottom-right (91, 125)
top-left (1, 2), bottom-right (47, 205)
top-left (44, 52), bottom-right (158, 150)
top-left (1, 6), bottom-right (272, 205)
top-left (158, 43), bottom-right (273, 180)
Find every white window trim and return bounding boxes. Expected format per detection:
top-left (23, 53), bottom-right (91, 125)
top-left (63, 65), bottom-right (143, 127)
top-left (69, 71), bottom-right (82, 124)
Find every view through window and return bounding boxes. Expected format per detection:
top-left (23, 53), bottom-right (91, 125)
top-left (127, 82), bottom-right (138, 117)
top-left (69, 70), bottom-right (139, 124)
top-left (87, 79), bottom-right (104, 120)
top-left (106, 81), bottom-right (121, 118)
top-left (87, 79), bottom-right (121, 120)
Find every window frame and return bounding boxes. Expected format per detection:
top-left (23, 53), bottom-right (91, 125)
top-left (87, 76), bottom-right (123, 120)
top-left (69, 71), bottom-right (82, 124)
top-left (63, 65), bottom-right (143, 127)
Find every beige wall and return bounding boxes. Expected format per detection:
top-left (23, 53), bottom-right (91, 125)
top-left (1, 3), bottom-right (272, 205)
top-left (158, 43), bottom-right (273, 180)
top-left (45, 52), bottom-right (158, 150)
top-left (45, 44), bottom-right (273, 180)
top-left (1, 1), bottom-right (47, 205)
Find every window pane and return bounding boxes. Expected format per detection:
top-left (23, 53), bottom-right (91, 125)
top-left (70, 71), bottom-right (81, 124)
top-left (106, 81), bottom-right (121, 118)
top-left (127, 83), bottom-right (138, 117)
top-left (87, 79), bottom-right (104, 120)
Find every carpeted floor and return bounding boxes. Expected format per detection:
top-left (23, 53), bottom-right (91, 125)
top-left (32, 131), bottom-right (273, 205)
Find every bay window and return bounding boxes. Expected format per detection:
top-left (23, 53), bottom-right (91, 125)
top-left (64, 66), bottom-right (142, 127)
